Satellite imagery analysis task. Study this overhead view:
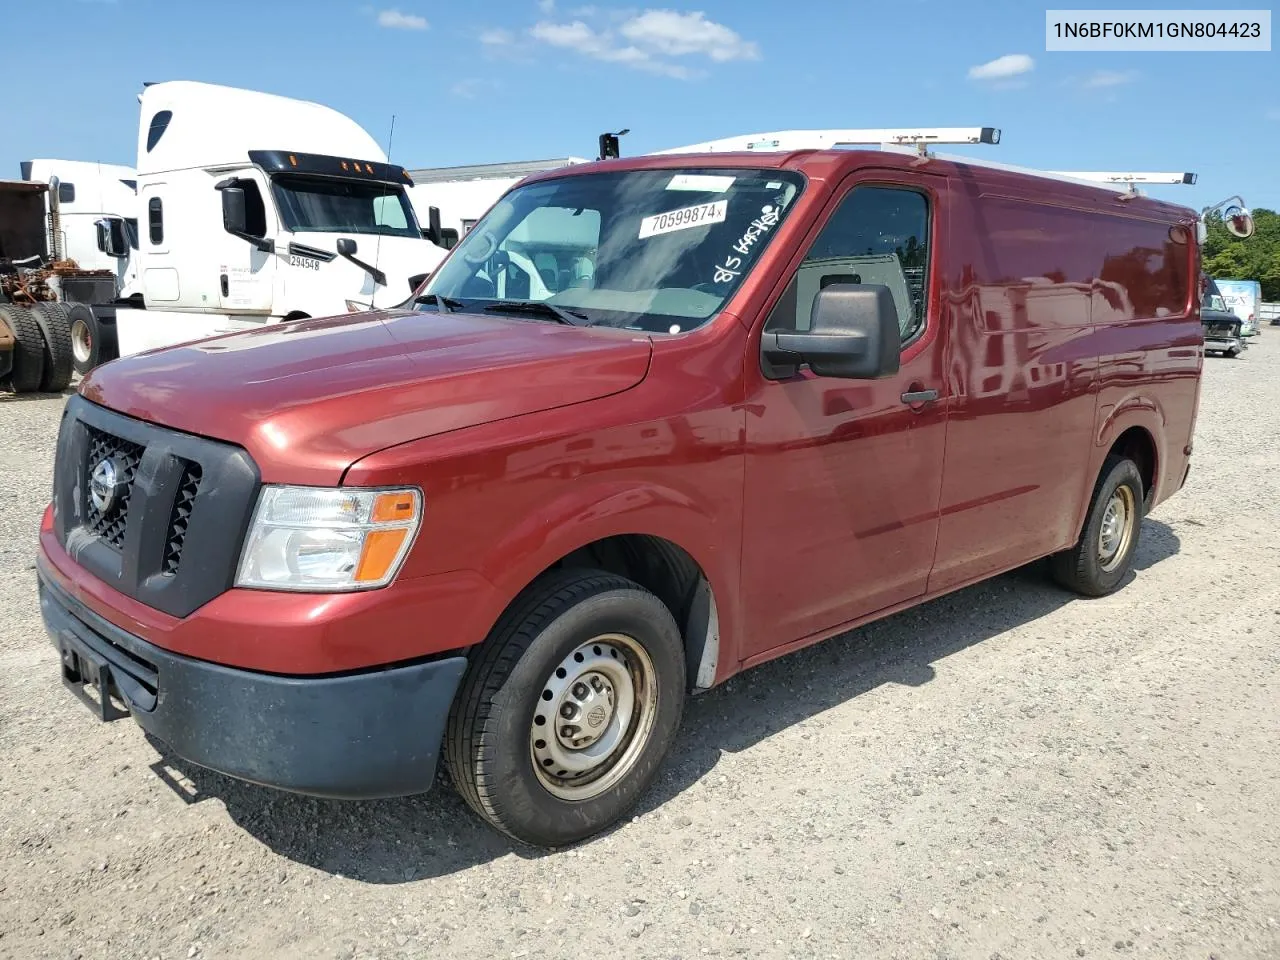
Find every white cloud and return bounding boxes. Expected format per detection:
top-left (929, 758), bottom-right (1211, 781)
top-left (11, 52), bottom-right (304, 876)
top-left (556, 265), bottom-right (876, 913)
top-left (377, 8), bottom-right (427, 29)
top-left (480, 27), bottom-right (514, 45)
top-left (526, 8), bottom-right (757, 79)
top-left (968, 53), bottom-right (1034, 81)
top-left (451, 78), bottom-right (500, 99)
top-left (619, 9), bottom-right (759, 62)
top-left (1082, 69), bottom-right (1138, 88)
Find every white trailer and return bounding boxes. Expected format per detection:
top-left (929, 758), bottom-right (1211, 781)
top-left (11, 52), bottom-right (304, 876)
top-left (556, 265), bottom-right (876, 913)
top-left (82, 80), bottom-right (450, 373)
top-left (406, 157), bottom-right (590, 241)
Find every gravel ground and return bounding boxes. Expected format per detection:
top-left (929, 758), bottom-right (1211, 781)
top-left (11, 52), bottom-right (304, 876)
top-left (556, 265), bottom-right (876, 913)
top-left (1, 334), bottom-right (1278, 960)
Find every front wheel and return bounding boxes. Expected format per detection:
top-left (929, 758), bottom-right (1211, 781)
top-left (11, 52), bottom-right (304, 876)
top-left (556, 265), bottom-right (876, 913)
top-left (444, 569), bottom-right (685, 847)
top-left (1050, 455), bottom-right (1144, 597)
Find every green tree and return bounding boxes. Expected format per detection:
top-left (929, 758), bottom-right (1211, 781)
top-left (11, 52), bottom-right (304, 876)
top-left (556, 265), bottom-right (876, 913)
top-left (1202, 207), bottom-right (1280, 300)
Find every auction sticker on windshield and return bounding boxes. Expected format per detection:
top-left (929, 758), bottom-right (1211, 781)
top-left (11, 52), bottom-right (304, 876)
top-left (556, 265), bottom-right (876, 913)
top-left (639, 200), bottom-right (727, 239)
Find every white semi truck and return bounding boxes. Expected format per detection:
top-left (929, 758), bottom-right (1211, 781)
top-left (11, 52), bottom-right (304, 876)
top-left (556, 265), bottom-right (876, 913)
top-left (80, 80), bottom-right (450, 373)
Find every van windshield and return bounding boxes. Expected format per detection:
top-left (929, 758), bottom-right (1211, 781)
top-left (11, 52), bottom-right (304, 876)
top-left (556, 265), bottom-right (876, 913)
top-left (421, 168), bottom-right (805, 333)
top-left (271, 175), bottom-right (421, 238)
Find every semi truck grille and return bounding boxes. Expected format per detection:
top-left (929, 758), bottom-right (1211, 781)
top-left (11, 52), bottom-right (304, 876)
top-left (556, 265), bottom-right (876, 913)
top-left (50, 395), bottom-right (261, 619)
top-left (84, 427), bottom-right (145, 550)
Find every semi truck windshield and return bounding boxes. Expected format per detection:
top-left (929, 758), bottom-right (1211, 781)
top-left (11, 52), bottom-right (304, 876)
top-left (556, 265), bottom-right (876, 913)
top-left (271, 175), bottom-right (421, 238)
top-left (421, 168), bottom-right (805, 333)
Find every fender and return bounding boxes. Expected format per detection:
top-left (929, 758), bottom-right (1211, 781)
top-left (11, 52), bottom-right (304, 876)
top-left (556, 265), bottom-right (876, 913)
top-left (1080, 395), bottom-right (1167, 526)
top-left (470, 477), bottom-right (742, 684)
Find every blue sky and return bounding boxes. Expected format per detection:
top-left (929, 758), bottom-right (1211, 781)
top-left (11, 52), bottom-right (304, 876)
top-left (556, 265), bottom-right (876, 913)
top-left (4, 0), bottom-right (1276, 211)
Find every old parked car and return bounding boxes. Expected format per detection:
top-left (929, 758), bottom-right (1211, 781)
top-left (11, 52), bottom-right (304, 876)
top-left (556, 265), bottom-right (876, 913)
top-left (1202, 277), bottom-right (1246, 357)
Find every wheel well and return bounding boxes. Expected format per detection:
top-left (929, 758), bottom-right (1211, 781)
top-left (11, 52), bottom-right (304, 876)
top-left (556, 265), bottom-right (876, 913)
top-left (539, 535), bottom-right (719, 692)
top-left (281, 311), bottom-right (310, 323)
top-left (1110, 427), bottom-right (1157, 509)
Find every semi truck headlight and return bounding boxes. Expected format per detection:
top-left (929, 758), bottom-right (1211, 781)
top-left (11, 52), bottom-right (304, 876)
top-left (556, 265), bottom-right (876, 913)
top-left (236, 486), bottom-right (422, 591)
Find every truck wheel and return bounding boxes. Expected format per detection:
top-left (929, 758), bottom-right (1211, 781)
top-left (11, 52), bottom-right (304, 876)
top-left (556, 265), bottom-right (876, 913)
top-left (32, 303), bottom-right (75, 392)
top-left (0, 305), bottom-right (46, 393)
top-left (1050, 455), bottom-right (1144, 597)
top-left (68, 304), bottom-right (108, 375)
top-left (445, 569), bottom-right (685, 847)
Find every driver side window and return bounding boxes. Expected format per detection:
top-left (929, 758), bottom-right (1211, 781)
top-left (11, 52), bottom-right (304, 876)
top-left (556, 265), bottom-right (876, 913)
top-left (769, 184), bottom-right (931, 344)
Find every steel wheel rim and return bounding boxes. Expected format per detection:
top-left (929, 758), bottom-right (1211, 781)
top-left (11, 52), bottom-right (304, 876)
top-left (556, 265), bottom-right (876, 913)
top-left (71, 319), bottom-right (92, 364)
top-left (1098, 485), bottom-right (1136, 572)
top-left (530, 634), bottom-right (658, 801)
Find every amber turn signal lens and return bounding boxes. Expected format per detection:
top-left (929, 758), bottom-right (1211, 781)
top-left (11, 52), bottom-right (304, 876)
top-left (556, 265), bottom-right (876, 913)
top-left (354, 528), bottom-right (411, 583)
top-left (372, 491), bottom-right (417, 523)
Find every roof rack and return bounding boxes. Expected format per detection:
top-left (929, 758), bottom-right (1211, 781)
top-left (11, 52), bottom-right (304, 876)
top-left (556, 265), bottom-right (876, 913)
top-left (645, 127), bottom-right (1197, 200)
top-left (1050, 171), bottom-right (1198, 186)
top-left (651, 127), bottom-right (1000, 157)
top-left (872, 145), bottom-right (1196, 198)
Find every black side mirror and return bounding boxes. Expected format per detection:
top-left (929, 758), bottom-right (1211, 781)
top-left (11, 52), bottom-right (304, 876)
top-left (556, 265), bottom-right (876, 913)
top-left (94, 218), bottom-right (128, 259)
top-left (221, 186), bottom-right (247, 235)
top-left (336, 238), bottom-right (357, 256)
top-left (408, 272), bottom-right (429, 292)
top-left (762, 283), bottom-right (901, 379)
top-left (439, 227), bottom-right (459, 250)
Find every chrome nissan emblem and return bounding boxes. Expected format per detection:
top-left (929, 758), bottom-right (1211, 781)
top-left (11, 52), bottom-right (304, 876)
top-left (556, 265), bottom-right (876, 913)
top-left (89, 458), bottom-right (121, 513)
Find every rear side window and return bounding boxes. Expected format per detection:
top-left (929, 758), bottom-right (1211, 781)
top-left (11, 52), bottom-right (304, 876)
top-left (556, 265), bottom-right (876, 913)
top-left (148, 197), bottom-right (163, 244)
top-left (772, 185), bottom-right (932, 343)
top-left (57, 182), bottom-right (75, 205)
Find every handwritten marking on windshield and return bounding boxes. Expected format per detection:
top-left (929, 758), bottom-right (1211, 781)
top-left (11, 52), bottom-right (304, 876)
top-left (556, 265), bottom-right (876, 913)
top-left (713, 204), bottom-right (781, 283)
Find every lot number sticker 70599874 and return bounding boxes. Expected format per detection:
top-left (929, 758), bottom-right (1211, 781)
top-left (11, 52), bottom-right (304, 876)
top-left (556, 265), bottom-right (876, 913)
top-left (638, 200), bottom-right (728, 239)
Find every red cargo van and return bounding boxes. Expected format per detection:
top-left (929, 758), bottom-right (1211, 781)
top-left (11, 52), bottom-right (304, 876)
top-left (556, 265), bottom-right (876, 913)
top-left (38, 144), bottom-right (1203, 846)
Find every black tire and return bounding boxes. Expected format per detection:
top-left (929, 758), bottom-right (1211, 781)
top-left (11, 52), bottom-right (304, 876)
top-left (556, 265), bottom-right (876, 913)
top-left (0, 305), bottom-right (46, 393)
top-left (66, 303), bottom-right (110, 375)
top-left (32, 303), bottom-right (75, 392)
top-left (1050, 455), bottom-right (1144, 597)
top-left (445, 569), bottom-right (685, 847)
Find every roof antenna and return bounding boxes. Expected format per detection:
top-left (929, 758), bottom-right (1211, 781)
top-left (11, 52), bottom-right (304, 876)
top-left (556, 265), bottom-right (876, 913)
top-left (372, 113), bottom-right (395, 303)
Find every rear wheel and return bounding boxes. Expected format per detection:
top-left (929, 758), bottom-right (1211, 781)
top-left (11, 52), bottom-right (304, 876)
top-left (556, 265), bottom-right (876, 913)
top-left (32, 303), bottom-right (74, 392)
top-left (0, 305), bottom-right (46, 392)
top-left (68, 304), bottom-right (110, 375)
top-left (1051, 455), bottom-right (1144, 597)
top-left (445, 569), bottom-right (685, 847)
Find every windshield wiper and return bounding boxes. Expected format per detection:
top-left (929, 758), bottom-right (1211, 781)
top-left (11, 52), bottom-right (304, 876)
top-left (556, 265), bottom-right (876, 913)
top-left (414, 293), bottom-right (466, 313)
top-left (482, 300), bottom-right (590, 326)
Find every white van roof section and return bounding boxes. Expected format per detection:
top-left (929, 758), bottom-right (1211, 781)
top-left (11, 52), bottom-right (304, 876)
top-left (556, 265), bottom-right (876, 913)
top-left (135, 81), bottom-right (386, 176)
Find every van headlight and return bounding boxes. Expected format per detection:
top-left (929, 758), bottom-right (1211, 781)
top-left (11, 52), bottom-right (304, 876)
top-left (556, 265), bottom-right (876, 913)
top-left (236, 486), bottom-right (422, 592)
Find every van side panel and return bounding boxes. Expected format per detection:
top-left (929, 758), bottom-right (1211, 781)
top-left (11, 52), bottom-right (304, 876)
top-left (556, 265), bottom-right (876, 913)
top-left (929, 186), bottom-right (1101, 592)
top-left (1088, 215), bottom-right (1199, 511)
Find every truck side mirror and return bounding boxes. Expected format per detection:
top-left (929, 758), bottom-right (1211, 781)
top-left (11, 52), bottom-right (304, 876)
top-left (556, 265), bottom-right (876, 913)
top-left (439, 227), bottom-right (459, 250)
top-left (94, 218), bottom-right (128, 259)
top-left (221, 186), bottom-right (248, 236)
top-left (422, 205), bottom-right (447, 247)
top-left (336, 238), bottom-right (357, 256)
top-left (761, 284), bottom-right (902, 379)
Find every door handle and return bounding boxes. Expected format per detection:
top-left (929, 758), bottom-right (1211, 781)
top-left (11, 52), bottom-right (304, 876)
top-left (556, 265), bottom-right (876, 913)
top-left (900, 388), bottom-right (939, 405)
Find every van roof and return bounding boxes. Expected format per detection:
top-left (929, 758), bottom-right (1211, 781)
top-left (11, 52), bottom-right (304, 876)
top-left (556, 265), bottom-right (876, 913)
top-left (518, 148), bottom-right (1199, 222)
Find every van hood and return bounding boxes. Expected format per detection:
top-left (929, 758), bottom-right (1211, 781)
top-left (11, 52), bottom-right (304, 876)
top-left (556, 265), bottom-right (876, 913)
top-left (80, 309), bottom-right (652, 484)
